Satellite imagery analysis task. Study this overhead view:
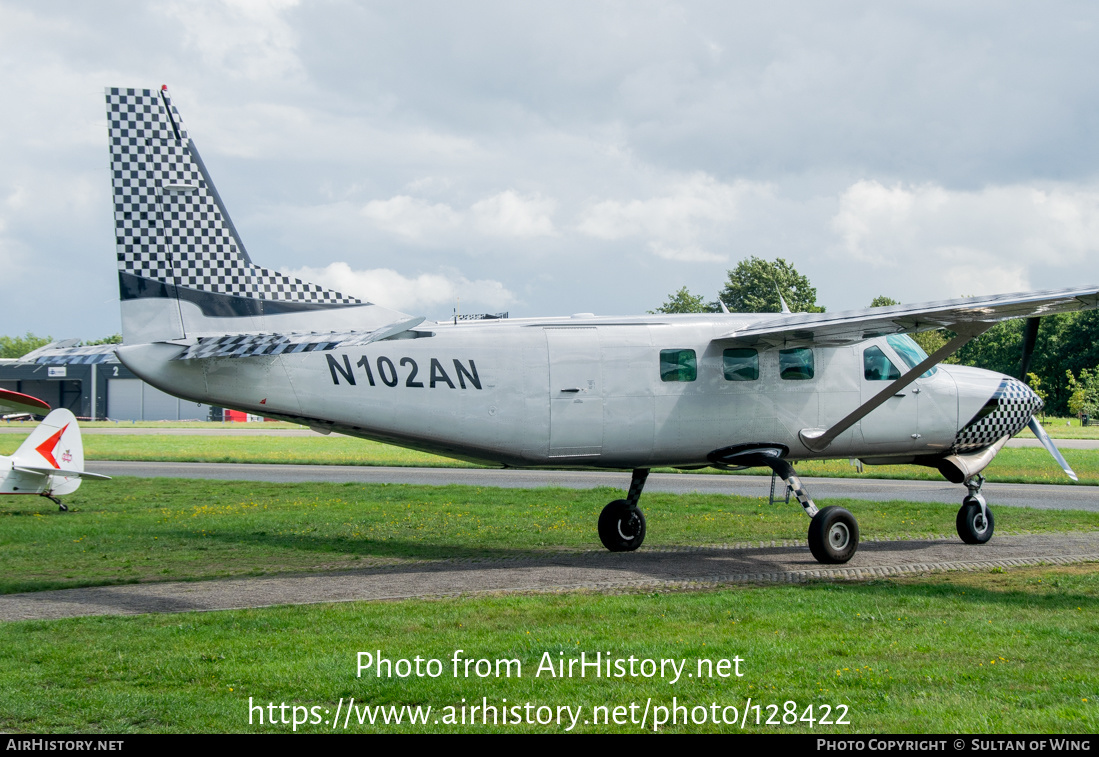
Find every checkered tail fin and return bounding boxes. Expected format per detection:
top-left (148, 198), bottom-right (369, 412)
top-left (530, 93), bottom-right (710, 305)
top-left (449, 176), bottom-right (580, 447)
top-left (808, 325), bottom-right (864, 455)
top-left (106, 86), bottom-right (407, 344)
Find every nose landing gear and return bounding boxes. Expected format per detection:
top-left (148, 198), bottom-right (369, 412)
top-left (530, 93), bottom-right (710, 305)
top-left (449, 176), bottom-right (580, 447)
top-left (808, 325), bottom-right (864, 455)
top-left (956, 474), bottom-right (994, 544)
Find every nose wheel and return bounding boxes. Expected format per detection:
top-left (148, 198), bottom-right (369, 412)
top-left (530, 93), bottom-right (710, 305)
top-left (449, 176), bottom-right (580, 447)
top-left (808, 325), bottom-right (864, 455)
top-left (956, 475), bottom-right (995, 544)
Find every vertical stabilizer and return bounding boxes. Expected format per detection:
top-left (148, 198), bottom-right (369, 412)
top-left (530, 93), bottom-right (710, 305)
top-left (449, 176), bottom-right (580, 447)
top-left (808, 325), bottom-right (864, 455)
top-left (106, 87), bottom-right (407, 344)
top-left (12, 409), bottom-right (86, 495)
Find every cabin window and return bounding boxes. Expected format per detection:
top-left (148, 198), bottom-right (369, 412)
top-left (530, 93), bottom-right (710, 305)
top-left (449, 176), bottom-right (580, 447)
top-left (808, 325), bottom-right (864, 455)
top-left (660, 349), bottom-right (697, 382)
top-left (779, 347), bottom-right (814, 380)
top-left (863, 345), bottom-right (901, 380)
top-left (723, 348), bottom-right (759, 381)
top-left (886, 334), bottom-right (938, 377)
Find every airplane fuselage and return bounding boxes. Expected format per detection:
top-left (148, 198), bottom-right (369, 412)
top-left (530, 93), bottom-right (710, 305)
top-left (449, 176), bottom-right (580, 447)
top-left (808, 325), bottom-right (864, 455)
top-left (117, 314), bottom-right (1011, 470)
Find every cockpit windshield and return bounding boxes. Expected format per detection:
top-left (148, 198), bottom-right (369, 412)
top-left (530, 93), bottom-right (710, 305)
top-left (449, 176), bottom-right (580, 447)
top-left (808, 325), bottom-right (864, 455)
top-left (886, 334), bottom-right (938, 378)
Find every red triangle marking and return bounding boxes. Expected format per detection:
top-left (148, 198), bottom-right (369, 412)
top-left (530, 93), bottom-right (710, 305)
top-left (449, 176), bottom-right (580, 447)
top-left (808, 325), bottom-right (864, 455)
top-left (35, 424), bottom-right (68, 469)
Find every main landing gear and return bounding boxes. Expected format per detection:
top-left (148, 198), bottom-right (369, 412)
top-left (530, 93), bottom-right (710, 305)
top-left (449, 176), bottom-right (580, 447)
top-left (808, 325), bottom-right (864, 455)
top-left (769, 458), bottom-right (859, 564)
top-left (598, 468), bottom-right (648, 551)
top-left (714, 446), bottom-right (860, 564)
top-left (597, 451), bottom-right (862, 565)
top-left (956, 474), bottom-right (994, 544)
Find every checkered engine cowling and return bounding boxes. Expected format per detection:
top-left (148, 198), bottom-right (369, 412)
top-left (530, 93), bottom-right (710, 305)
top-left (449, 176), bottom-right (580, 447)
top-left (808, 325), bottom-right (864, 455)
top-left (106, 87), bottom-right (360, 308)
top-left (951, 378), bottom-right (1042, 454)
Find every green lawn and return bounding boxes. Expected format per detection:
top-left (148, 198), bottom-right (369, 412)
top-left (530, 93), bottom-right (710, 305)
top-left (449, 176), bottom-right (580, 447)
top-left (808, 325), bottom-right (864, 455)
top-left (1, 567), bottom-right (1095, 733)
top-left (2, 477), bottom-right (1097, 595)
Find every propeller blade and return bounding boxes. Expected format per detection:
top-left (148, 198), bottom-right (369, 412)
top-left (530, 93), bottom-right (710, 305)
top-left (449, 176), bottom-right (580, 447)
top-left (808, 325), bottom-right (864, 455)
top-left (1027, 416), bottom-right (1078, 481)
top-left (1019, 317), bottom-right (1040, 379)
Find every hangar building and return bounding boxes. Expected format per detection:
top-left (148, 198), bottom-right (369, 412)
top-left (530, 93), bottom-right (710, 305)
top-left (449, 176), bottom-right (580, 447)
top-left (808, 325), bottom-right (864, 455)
top-left (0, 341), bottom-right (217, 421)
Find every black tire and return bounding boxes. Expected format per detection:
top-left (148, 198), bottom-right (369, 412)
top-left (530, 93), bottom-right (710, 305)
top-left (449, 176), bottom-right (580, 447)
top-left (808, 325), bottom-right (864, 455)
top-left (598, 499), bottom-right (646, 552)
top-left (956, 502), bottom-right (994, 544)
top-left (807, 506), bottom-right (859, 564)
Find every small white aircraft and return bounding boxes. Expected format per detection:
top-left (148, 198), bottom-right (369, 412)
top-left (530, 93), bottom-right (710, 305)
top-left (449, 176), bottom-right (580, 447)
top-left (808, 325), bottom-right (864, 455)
top-left (0, 394), bottom-right (110, 510)
top-left (104, 86), bottom-right (1099, 563)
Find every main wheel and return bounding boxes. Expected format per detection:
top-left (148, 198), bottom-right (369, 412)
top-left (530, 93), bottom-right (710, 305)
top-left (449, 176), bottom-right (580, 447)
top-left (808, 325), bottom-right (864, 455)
top-left (956, 502), bottom-right (994, 544)
top-left (598, 499), bottom-right (646, 552)
top-left (807, 506), bottom-right (859, 564)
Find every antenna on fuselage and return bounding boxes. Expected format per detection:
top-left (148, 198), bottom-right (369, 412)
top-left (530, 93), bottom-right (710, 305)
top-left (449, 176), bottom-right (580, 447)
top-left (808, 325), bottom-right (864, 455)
top-left (777, 287), bottom-right (791, 314)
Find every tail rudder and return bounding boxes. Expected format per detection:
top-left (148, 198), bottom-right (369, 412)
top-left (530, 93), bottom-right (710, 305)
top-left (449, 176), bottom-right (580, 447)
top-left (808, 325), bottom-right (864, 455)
top-left (13, 409), bottom-right (93, 496)
top-left (13, 409), bottom-right (85, 474)
top-left (106, 86), bottom-right (405, 344)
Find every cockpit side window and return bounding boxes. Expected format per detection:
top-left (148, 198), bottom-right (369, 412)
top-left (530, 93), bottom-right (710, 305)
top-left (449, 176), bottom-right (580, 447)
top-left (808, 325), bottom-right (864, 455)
top-left (863, 345), bottom-right (901, 380)
top-left (660, 349), bottom-right (697, 382)
top-left (779, 347), bottom-right (814, 380)
top-left (886, 334), bottom-right (938, 378)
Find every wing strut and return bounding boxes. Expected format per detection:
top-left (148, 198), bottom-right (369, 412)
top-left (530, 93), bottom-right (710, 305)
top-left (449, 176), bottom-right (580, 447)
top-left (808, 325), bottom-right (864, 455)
top-left (1027, 417), bottom-right (1078, 481)
top-left (799, 323), bottom-right (991, 453)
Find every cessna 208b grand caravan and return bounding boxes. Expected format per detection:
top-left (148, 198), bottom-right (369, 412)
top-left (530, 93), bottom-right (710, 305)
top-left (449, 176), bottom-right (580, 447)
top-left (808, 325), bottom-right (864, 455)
top-left (105, 86), bottom-right (1098, 564)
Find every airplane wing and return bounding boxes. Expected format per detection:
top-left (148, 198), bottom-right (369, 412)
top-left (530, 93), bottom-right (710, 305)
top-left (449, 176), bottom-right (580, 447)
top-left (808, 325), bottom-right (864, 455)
top-left (0, 388), bottom-right (51, 416)
top-left (715, 286), bottom-right (1099, 348)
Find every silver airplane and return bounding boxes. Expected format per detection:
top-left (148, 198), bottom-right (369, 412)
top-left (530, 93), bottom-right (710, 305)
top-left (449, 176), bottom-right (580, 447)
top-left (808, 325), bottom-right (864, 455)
top-left (105, 86), bottom-right (1099, 564)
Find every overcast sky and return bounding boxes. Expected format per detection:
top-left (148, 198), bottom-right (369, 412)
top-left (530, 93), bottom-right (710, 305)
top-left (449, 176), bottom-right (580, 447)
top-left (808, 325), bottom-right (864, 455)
top-left (2, 0), bottom-right (1098, 339)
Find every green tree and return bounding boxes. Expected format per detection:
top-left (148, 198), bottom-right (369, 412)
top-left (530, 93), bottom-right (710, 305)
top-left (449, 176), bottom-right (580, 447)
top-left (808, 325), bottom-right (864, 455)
top-left (0, 333), bottom-right (52, 359)
top-left (720, 257), bottom-right (823, 313)
top-left (84, 334), bottom-right (123, 346)
top-left (651, 286), bottom-right (720, 314)
top-left (1065, 367), bottom-right (1099, 418)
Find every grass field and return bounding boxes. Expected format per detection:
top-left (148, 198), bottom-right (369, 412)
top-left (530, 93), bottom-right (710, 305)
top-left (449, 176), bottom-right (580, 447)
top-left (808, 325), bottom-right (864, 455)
top-left (0, 566), bottom-right (1095, 733)
top-left (2, 477), bottom-right (1098, 595)
top-left (2, 424), bottom-right (1096, 734)
top-left (1, 432), bottom-right (1095, 485)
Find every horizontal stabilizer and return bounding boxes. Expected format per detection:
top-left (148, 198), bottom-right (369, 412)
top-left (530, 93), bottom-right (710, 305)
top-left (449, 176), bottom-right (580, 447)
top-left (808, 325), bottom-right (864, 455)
top-left (174, 317), bottom-right (427, 360)
top-left (716, 286), bottom-right (1099, 349)
top-left (13, 466), bottom-right (111, 481)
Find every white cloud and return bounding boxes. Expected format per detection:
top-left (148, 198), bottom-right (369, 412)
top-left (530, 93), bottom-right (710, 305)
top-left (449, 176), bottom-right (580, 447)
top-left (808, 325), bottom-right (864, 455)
top-left (577, 174), bottom-right (766, 262)
top-left (937, 252), bottom-right (1029, 295)
top-left (470, 190), bottom-right (556, 237)
top-left (832, 180), bottom-right (1099, 271)
top-left (160, 0), bottom-right (303, 83)
top-left (360, 190), bottom-right (556, 242)
top-left (284, 262), bottom-right (515, 312)
top-left (0, 225), bottom-right (28, 281)
top-left (360, 195), bottom-right (462, 241)
top-left (650, 243), bottom-right (727, 263)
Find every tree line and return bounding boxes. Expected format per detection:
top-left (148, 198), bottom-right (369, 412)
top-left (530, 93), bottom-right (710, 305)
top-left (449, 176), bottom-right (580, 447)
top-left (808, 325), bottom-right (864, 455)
top-left (655, 256), bottom-right (1099, 417)
top-left (0, 333), bottom-right (121, 360)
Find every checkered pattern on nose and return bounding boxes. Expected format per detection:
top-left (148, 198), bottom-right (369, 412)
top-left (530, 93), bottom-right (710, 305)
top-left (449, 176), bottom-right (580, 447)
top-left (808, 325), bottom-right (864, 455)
top-left (106, 87), bottom-right (360, 306)
top-left (952, 378), bottom-right (1043, 454)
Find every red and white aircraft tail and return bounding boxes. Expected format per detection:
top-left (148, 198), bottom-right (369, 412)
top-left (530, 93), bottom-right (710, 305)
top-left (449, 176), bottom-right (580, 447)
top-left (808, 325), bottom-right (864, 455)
top-left (2, 409), bottom-right (109, 509)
